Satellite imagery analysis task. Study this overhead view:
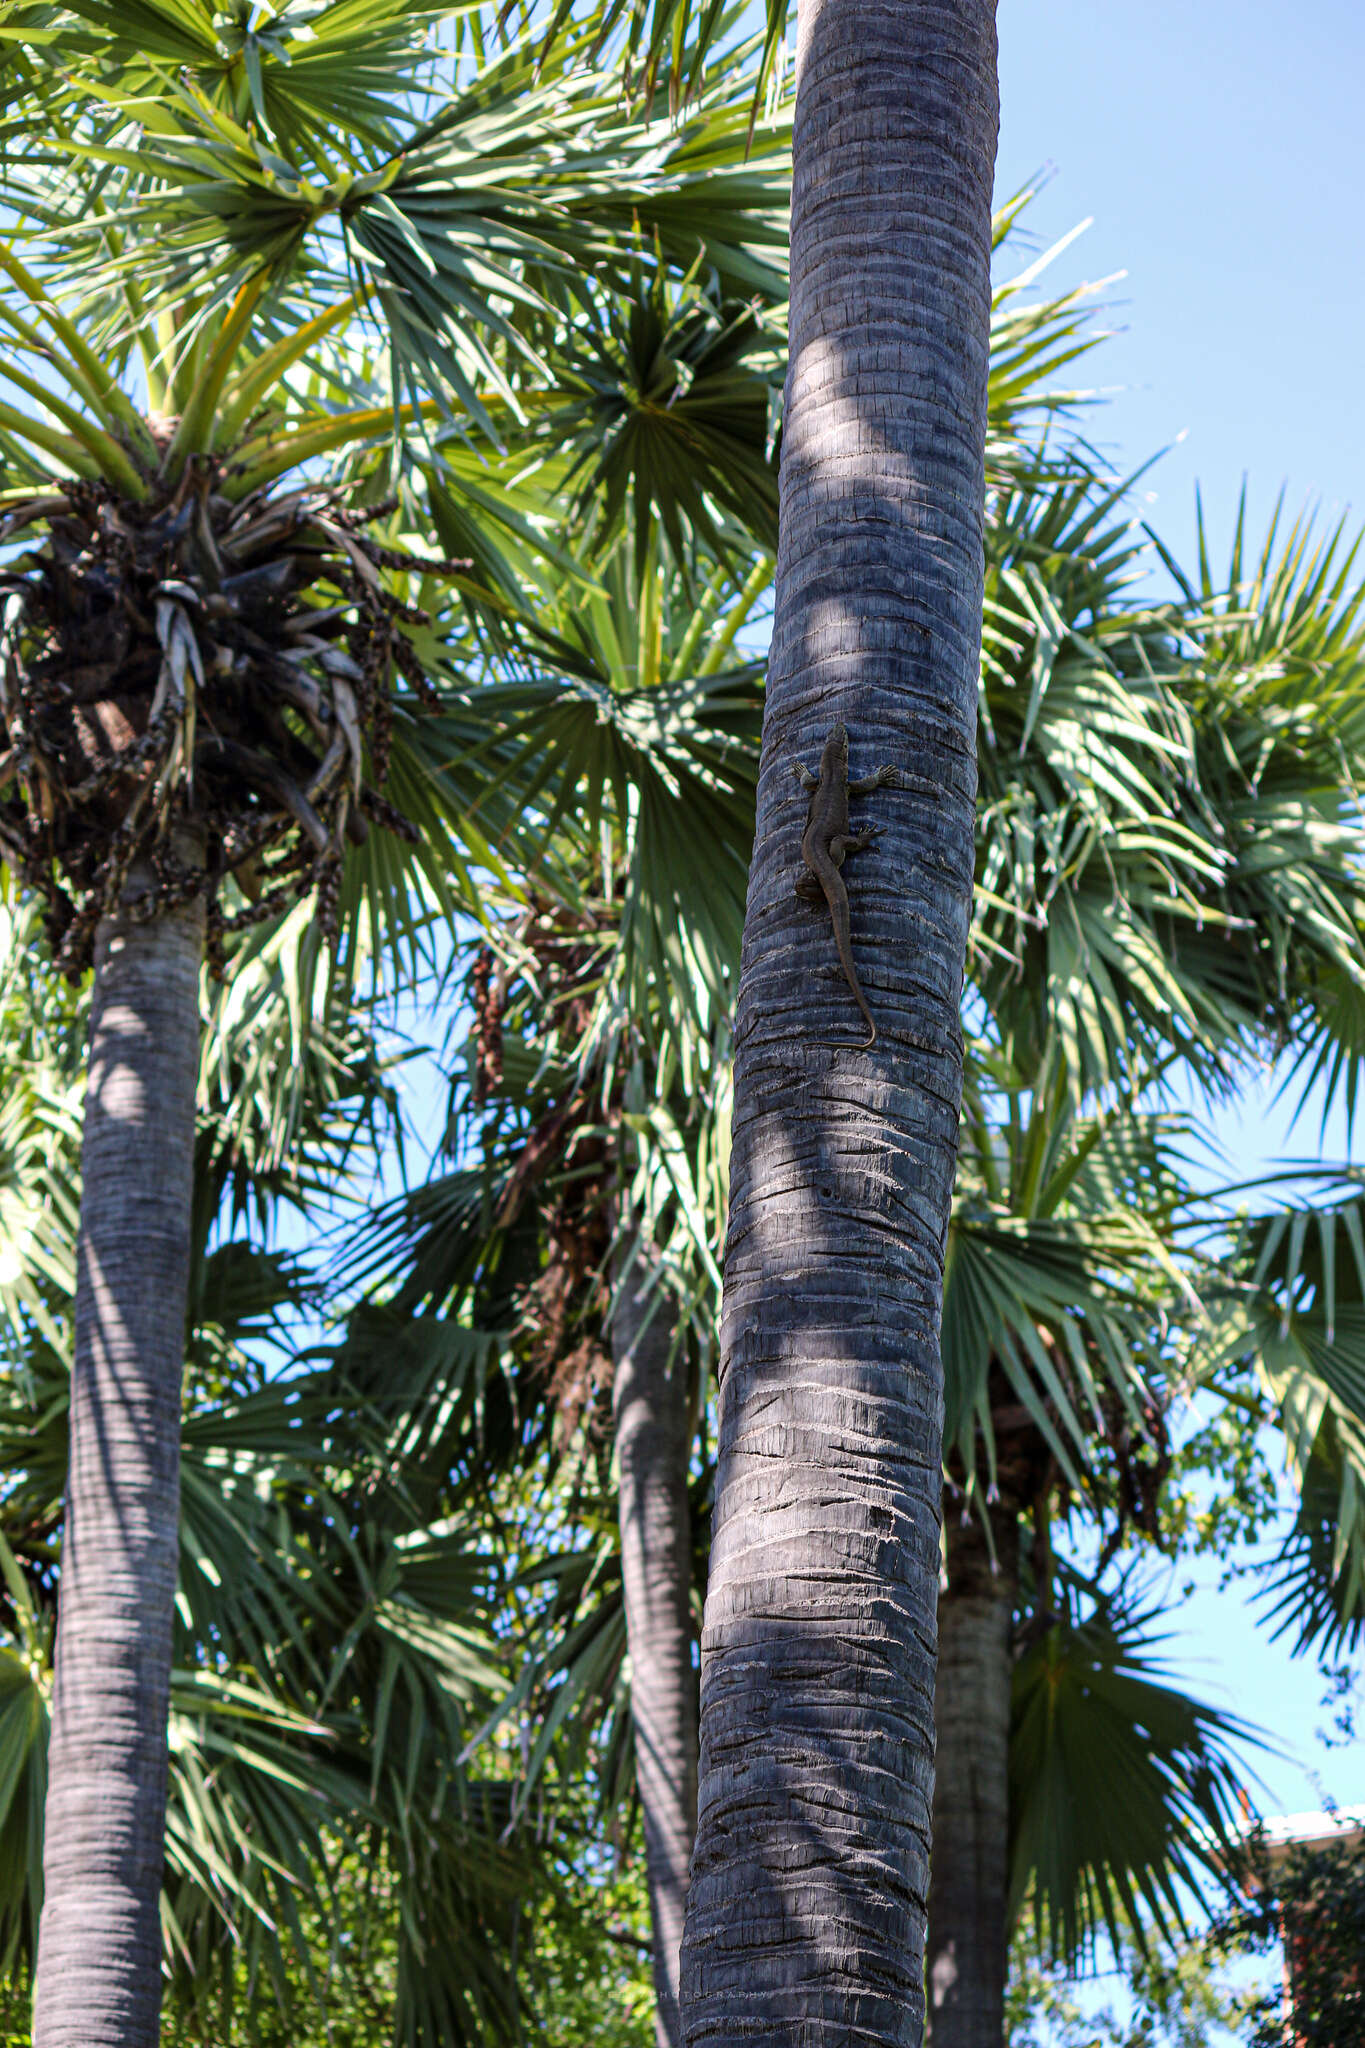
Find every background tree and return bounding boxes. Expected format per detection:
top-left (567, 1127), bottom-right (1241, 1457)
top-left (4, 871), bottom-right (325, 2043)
top-left (1005, 1905), bottom-right (1259, 2048)
top-left (1212, 1829), bottom-right (1365, 2048)
top-left (926, 475), bottom-right (1365, 2047)
top-left (0, 884), bottom-right (539, 2041)
top-left (0, 268), bottom-right (462, 2048)
top-left (0, 4), bottom-right (790, 2040)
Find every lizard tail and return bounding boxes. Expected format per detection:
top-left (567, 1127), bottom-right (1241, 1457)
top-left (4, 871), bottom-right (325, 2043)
top-left (816, 1020), bottom-right (876, 1052)
top-left (809, 862), bottom-right (879, 1049)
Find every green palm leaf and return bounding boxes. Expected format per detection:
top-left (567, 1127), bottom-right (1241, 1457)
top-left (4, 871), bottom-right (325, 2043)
top-left (541, 274), bottom-right (781, 575)
top-left (1011, 1580), bottom-right (1258, 1963)
top-left (1199, 1179), bottom-right (1365, 1654)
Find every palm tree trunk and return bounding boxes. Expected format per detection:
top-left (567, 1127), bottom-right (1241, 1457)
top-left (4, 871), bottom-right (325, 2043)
top-left (34, 865), bottom-right (205, 2048)
top-left (678, 3), bottom-right (998, 2043)
top-left (926, 1510), bottom-right (1018, 2048)
top-left (614, 1262), bottom-right (698, 2048)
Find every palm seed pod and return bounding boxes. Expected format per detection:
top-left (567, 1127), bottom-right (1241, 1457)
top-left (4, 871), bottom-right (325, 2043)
top-left (0, 464), bottom-right (467, 977)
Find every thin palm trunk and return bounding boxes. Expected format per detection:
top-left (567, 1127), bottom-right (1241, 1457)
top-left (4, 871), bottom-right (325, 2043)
top-left (613, 1265), bottom-right (698, 2048)
top-left (34, 865), bottom-right (205, 2048)
top-left (926, 1511), bottom-right (1018, 2048)
top-left (678, 3), bottom-right (998, 2042)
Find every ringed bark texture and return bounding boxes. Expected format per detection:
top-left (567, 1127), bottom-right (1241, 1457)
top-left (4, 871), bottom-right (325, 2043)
top-left (678, 4), bottom-right (998, 2043)
top-left (614, 1271), bottom-right (699, 2048)
top-left (926, 1511), bottom-right (1018, 2048)
top-left (34, 871), bottom-right (205, 2048)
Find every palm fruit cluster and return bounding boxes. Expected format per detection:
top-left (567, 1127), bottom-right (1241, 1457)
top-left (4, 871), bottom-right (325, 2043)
top-left (0, 460), bottom-right (463, 976)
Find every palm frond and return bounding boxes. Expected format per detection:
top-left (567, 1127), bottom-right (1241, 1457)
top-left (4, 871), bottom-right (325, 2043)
top-left (974, 480), bottom-right (1365, 1103)
top-left (1196, 1178), bottom-right (1365, 1654)
top-left (28, 26), bottom-right (790, 432)
top-left (1010, 1580), bottom-right (1258, 1964)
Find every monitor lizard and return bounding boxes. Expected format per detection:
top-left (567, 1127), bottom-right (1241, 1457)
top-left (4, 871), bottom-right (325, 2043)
top-left (793, 721), bottom-right (895, 1049)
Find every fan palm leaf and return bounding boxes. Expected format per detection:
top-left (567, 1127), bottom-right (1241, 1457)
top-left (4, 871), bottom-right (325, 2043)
top-left (1194, 1177), bottom-right (1365, 1655)
top-left (1010, 1579), bottom-right (1257, 1961)
top-left (20, 16), bottom-right (790, 432)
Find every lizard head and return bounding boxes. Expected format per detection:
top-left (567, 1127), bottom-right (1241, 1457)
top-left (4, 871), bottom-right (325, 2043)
top-left (823, 720), bottom-right (849, 764)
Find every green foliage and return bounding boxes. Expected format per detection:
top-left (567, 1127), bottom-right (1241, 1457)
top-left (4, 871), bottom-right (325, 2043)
top-left (1010, 1581), bottom-right (1253, 1960)
top-left (1006, 1908), bottom-right (1261, 2048)
top-left (1, 2), bottom-right (1364, 2028)
top-left (545, 273), bottom-right (782, 574)
top-left (1192, 1178), bottom-right (1365, 1652)
top-left (15, 5), bottom-right (790, 434)
top-left (1210, 1829), bottom-right (1365, 2048)
top-left (0, 1843), bottom-right (658, 2045)
top-left (518, 1856), bottom-right (656, 2048)
top-left (0, 890), bottom-right (82, 1362)
top-left (945, 1082), bottom-right (1186, 1497)
top-left (1161, 1386), bottom-right (1281, 1560)
top-left (520, 0), bottom-right (789, 127)
top-left (0, 0), bottom-right (796, 1018)
top-left (976, 479), bottom-right (1365, 1106)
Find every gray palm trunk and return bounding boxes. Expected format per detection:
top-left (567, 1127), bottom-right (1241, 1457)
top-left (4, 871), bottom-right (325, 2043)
top-left (677, 2), bottom-right (998, 2042)
top-left (613, 1260), bottom-right (699, 2048)
top-left (34, 869), bottom-right (205, 2048)
top-left (926, 1511), bottom-right (1019, 2047)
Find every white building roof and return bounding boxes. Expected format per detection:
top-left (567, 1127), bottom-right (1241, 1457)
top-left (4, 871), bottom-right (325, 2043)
top-left (1256, 1805), bottom-right (1365, 1856)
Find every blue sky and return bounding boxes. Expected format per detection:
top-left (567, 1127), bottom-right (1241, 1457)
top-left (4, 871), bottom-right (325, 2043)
top-left (994, 0), bottom-right (1365, 1823)
top-left (996, 0), bottom-right (1365, 578)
